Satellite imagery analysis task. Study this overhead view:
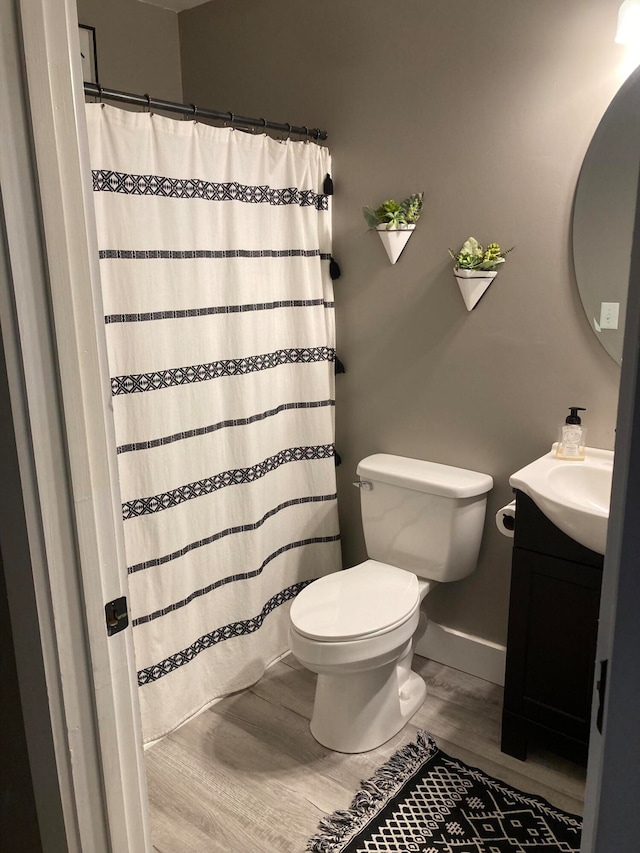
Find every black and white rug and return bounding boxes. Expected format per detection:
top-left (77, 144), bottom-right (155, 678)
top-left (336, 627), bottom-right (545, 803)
top-left (306, 731), bottom-right (582, 852)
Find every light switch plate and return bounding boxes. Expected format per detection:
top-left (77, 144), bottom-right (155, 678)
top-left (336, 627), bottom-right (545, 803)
top-left (599, 302), bottom-right (620, 330)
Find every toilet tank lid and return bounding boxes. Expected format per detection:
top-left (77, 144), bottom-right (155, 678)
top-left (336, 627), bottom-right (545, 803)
top-left (356, 454), bottom-right (493, 498)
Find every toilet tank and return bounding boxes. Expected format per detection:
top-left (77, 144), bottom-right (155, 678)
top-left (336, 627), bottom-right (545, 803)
top-left (356, 454), bottom-right (493, 582)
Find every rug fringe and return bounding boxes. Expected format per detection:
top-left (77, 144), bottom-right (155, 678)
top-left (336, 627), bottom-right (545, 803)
top-left (306, 731), bottom-right (438, 853)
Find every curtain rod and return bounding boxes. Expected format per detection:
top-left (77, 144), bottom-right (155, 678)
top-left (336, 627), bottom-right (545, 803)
top-left (83, 82), bottom-right (328, 141)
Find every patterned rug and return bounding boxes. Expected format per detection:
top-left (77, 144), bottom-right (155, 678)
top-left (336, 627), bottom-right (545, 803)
top-left (306, 732), bottom-right (582, 852)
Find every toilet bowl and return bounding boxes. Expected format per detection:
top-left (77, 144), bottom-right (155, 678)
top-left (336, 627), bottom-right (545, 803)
top-left (290, 561), bottom-right (433, 752)
top-left (289, 454), bottom-right (493, 753)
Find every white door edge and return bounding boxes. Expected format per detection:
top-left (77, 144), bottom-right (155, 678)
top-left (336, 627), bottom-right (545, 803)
top-left (3, 1), bottom-right (151, 850)
top-left (580, 158), bottom-right (640, 852)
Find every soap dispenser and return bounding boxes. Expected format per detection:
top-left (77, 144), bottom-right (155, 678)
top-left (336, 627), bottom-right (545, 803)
top-left (556, 407), bottom-right (587, 460)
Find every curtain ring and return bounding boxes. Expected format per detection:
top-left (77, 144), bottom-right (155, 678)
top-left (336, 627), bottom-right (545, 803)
top-left (279, 123), bottom-right (292, 144)
top-left (227, 112), bottom-right (235, 130)
top-left (97, 84), bottom-right (104, 103)
top-left (143, 93), bottom-right (151, 113)
top-left (302, 126), bottom-right (310, 143)
top-left (191, 104), bottom-right (198, 121)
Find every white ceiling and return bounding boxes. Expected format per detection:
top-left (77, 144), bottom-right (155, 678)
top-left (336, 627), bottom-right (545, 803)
top-left (138, 0), bottom-right (210, 11)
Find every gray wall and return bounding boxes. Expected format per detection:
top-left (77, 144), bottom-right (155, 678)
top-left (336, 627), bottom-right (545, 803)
top-left (77, 0), bottom-right (182, 100)
top-left (178, 0), bottom-right (625, 645)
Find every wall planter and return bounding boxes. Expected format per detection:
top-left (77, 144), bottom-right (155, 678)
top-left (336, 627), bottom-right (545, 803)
top-left (454, 268), bottom-right (497, 311)
top-left (375, 224), bottom-right (416, 265)
top-left (363, 192), bottom-right (423, 265)
top-left (449, 237), bottom-right (513, 311)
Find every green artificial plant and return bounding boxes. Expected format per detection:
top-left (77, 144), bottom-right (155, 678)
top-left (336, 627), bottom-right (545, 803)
top-left (449, 237), bottom-right (513, 271)
top-left (363, 192), bottom-right (424, 230)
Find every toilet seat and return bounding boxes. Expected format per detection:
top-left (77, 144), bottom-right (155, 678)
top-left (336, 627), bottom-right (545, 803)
top-left (290, 560), bottom-right (420, 642)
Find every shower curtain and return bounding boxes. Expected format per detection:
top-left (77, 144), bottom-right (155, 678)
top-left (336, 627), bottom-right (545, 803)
top-left (85, 104), bottom-right (341, 742)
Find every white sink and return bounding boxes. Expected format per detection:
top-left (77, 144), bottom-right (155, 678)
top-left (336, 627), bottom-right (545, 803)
top-left (509, 445), bottom-right (614, 555)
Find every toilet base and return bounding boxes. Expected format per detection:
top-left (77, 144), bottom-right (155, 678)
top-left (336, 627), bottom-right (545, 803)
top-left (309, 647), bottom-right (427, 753)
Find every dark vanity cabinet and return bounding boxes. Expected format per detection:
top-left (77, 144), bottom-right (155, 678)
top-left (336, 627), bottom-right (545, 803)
top-left (501, 491), bottom-right (603, 765)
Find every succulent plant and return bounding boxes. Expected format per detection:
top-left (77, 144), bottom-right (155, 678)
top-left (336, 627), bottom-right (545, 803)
top-left (402, 193), bottom-right (423, 224)
top-left (449, 237), bottom-right (513, 271)
top-left (363, 192), bottom-right (424, 230)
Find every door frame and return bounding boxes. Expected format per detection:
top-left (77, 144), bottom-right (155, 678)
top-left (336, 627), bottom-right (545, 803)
top-left (0, 0), bottom-right (150, 849)
top-left (3, 0), bottom-right (640, 850)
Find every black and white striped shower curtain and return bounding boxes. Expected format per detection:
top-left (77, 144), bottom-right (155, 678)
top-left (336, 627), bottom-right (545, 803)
top-left (86, 104), bottom-right (341, 742)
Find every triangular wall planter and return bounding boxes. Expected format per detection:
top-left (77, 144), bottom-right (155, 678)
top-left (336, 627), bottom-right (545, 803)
top-left (375, 224), bottom-right (415, 264)
top-left (454, 268), bottom-right (498, 311)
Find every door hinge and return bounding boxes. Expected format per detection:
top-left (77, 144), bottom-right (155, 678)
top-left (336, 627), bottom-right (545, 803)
top-left (105, 596), bottom-right (129, 636)
top-left (596, 658), bottom-right (608, 734)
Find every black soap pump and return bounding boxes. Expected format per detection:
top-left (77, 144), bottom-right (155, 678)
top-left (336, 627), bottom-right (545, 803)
top-left (556, 407), bottom-right (587, 460)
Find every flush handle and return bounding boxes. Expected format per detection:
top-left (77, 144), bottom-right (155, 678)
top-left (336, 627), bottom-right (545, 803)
top-left (352, 480), bottom-right (373, 490)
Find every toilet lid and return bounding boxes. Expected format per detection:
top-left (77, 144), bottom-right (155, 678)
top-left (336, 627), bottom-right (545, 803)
top-left (290, 560), bottom-right (420, 641)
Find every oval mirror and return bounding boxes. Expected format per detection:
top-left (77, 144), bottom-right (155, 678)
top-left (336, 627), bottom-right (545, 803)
top-left (572, 64), bottom-right (640, 365)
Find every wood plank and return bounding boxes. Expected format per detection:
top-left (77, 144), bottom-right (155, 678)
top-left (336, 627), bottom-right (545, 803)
top-left (146, 655), bottom-right (586, 851)
top-left (412, 657), bottom-right (586, 801)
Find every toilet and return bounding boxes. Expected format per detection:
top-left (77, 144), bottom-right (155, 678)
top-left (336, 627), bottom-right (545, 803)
top-left (289, 453), bottom-right (493, 753)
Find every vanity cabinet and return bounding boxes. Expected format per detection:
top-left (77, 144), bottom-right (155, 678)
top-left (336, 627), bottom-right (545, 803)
top-left (501, 491), bottom-right (603, 765)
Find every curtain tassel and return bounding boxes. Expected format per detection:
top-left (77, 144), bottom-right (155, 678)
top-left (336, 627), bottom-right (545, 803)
top-left (334, 448), bottom-right (342, 467)
top-left (323, 173), bottom-right (334, 195)
top-left (334, 356), bottom-right (346, 375)
top-left (329, 257), bottom-right (341, 280)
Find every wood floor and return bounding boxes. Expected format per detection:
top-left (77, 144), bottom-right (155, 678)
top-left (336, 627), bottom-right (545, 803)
top-left (145, 654), bottom-right (586, 852)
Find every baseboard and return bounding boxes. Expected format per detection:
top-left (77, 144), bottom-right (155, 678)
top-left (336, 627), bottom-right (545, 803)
top-left (415, 621), bottom-right (506, 686)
